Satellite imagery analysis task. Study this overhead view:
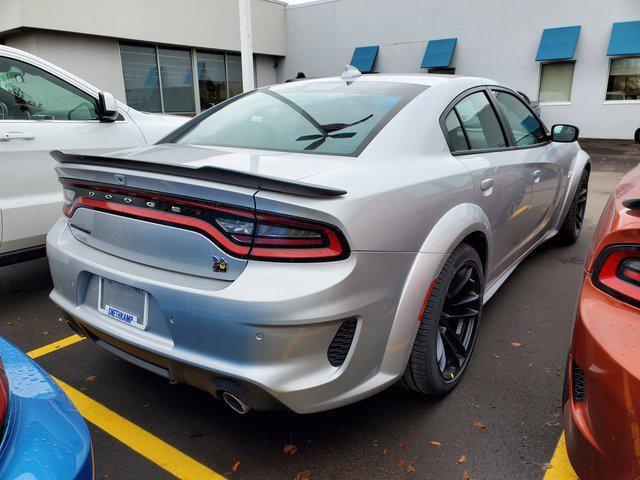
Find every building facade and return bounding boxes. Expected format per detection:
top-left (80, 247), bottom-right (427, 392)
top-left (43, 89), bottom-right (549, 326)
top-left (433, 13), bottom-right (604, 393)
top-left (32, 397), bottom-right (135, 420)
top-left (0, 0), bottom-right (285, 115)
top-left (0, 0), bottom-right (637, 139)
top-left (279, 0), bottom-right (640, 139)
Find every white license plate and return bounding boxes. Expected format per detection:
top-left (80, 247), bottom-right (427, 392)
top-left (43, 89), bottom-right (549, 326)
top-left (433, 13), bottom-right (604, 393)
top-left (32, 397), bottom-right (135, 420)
top-left (98, 278), bottom-right (148, 329)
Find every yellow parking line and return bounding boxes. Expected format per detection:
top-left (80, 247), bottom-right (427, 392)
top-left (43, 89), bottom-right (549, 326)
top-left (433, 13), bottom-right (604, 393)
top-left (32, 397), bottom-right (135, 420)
top-left (54, 376), bottom-right (225, 479)
top-left (544, 433), bottom-right (578, 480)
top-left (26, 337), bottom-right (225, 479)
top-left (27, 334), bottom-right (85, 359)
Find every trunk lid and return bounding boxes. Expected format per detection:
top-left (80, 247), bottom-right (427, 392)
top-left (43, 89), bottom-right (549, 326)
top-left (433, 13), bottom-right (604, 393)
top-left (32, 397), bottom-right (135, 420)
top-left (55, 144), bottom-right (349, 281)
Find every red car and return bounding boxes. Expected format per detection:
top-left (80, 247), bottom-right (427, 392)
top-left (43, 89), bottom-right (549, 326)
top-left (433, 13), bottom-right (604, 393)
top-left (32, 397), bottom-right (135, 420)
top-left (565, 131), bottom-right (640, 479)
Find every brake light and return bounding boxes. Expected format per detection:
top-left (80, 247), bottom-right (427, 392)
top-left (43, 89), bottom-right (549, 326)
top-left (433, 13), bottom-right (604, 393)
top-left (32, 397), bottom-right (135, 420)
top-left (592, 245), bottom-right (640, 307)
top-left (0, 359), bottom-right (9, 434)
top-left (60, 179), bottom-right (349, 262)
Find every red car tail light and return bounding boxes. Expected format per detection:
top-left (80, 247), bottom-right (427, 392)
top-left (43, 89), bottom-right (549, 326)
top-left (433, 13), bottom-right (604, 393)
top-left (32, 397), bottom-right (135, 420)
top-left (0, 359), bottom-right (9, 434)
top-left (592, 245), bottom-right (640, 308)
top-left (60, 179), bottom-right (349, 262)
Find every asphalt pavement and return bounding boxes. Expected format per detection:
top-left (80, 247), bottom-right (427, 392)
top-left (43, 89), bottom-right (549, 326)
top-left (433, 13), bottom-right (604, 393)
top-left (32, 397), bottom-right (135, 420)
top-left (0, 139), bottom-right (638, 480)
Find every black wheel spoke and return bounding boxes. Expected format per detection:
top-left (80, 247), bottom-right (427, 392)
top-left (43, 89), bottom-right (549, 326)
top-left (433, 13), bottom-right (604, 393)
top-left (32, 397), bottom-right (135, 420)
top-left (435, 259), bottom-right (482, 382)
top-left (448, 290), bottom-right (479, 307)
top-left (448, 267), bottom-right (472, 298)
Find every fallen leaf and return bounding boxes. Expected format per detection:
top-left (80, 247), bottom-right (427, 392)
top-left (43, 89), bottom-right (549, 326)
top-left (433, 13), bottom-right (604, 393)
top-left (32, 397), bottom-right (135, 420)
top-left (511, 342), bottom-right (523, 347)
top-left (472, 420), bottom-right (486, 430)
top-left (398, 441), bottom-right (407, 450)
top-left (457, 455), bottom-right (467, 463)
top-left (85, 375), bottom-right (97, 382)
top-left (429, 441), bottom-right (442, 447)
top-left (189, 431), bottom-right (205, 438)
top-left (407, 465), bottom-right (416, 473)
top-left (381, 448), bottom-right (388, 456)
top-left (293, 471), bottom-right (311, 480)
top-left (395, 458), bottom-right (405, 468)
top-left (541, 463), bottom-right (552, 471)
top-left (283, 444), bottom-right (298, 455)
top-left (462, 470), bottom-right (472, 480)
top-left (41, 331), bottom-right (49, 335)
top-left (232, 461), bottom-right (240, 472)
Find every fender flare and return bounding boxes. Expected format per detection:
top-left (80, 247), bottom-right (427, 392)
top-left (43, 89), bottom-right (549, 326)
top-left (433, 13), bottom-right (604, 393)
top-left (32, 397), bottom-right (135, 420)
top-left (379, 203), bottom-right (493, 377)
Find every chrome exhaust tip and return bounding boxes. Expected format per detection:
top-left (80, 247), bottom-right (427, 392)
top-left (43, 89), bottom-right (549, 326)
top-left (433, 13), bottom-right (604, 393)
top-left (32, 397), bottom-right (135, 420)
top-left (222, 391), bottom-right (252, 415)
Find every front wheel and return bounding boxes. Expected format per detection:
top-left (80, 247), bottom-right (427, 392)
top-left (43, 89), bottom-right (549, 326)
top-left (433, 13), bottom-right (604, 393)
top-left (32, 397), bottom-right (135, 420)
top-left (556, 169), bottom-right (589, 245)
top-left (402, 243), bottom-right (484, 395)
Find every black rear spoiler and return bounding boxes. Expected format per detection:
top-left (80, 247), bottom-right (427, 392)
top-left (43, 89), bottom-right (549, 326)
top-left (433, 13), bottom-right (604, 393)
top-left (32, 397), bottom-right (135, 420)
top-left (50, 150), bottom-right (347, 198)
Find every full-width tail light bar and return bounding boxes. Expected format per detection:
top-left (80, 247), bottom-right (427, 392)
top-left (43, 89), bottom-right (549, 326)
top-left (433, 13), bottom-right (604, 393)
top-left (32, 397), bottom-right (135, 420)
top-left (592, 245), bottom-right (640, 308)
top-left (60, 179), bottom-right (349, 262)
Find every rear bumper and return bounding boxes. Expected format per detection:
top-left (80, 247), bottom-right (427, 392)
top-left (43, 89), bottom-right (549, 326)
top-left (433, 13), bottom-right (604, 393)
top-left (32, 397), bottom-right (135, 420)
top-left (47, 218), bottom-right (445, 413)
top-left (0, 337), bottom-right (92, 480)
top-left (565, 275), bottom-right (640, 480)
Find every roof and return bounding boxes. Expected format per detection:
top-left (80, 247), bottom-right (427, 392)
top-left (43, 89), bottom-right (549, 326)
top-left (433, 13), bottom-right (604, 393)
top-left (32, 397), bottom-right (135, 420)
top-left (281, 73), bottom-right (496, 88)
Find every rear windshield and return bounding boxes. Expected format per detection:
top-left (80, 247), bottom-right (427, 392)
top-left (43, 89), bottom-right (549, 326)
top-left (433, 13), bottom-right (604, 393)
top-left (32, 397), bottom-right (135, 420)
top-left (176, 81), bottom-right (426, 156)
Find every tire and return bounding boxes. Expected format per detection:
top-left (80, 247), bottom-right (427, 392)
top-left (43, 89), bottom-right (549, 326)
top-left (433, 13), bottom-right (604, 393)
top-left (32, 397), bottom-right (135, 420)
top-left (402, 243), bottom-right (484, 395)
top-left (555, 169), bottom-right (589, 246)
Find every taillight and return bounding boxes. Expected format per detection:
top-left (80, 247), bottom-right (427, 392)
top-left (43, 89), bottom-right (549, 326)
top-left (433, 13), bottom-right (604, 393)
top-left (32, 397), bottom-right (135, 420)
top-left (60, 179), bottom-right (349, 262)
top-left (592, 245), bottom-right (640, 307)
top-left (0, 359), bottom-right (9, 434)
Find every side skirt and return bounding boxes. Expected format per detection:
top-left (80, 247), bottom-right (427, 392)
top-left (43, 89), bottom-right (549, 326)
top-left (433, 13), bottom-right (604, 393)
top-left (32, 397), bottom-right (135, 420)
top-left (483, 228), bottom-right (558, 303)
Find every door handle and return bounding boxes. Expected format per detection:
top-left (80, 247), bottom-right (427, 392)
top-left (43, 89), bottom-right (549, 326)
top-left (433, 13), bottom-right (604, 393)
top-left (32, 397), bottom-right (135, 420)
top-left (480, 178), bottom-right (493, 191)
top-left (0, 132), bottom-right (35, 141)
top-left (533, 169), bottom-right (541, 183)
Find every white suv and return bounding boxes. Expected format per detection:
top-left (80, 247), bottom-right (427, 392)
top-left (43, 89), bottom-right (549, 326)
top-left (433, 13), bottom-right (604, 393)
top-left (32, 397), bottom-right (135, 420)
top-left (0, 46), bottom-right (187, 266)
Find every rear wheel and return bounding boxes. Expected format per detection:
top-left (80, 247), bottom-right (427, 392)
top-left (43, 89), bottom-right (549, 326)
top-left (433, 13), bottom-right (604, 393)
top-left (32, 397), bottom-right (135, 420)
top-left (402, 243), bottom-right (483, 395)
top-left (556, 169), bottom-right (589, 245)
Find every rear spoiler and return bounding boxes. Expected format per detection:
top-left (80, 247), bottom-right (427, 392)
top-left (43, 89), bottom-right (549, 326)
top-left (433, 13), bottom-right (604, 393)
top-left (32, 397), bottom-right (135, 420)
top-left (50, 150), bottom-right (347, 198)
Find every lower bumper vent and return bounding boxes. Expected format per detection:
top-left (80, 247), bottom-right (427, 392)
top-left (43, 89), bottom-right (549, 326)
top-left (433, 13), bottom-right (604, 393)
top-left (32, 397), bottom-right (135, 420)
top-left (572, 361), bottom-right (585, 402)
top-left (327, 318), bottom-right (358, 367)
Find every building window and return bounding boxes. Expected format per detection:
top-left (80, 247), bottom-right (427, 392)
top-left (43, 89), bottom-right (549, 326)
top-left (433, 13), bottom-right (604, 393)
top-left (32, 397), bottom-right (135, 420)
top-left (538, 61), bottom-right (575, 103)
top-left (120, 43), bottom-right (244, 114)
top-left (606, 57), bottom-right (640, 101)
top-left (158, 48), bottom-right (195, 114)
top-left (226, 53), bottom-right (243, 98)
top-left (197, 51), bottom-right (227, 110)
top-left (120, 44), bottom-right (162, 113)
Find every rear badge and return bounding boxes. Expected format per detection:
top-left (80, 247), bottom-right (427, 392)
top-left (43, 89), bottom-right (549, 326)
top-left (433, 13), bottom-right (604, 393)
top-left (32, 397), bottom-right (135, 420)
top-left (212, 256), bottom-right (228, 273)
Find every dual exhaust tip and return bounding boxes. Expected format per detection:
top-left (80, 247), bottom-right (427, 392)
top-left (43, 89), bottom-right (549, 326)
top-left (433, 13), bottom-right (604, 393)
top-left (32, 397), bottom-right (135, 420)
top-left (222, 391), bottom-right (252, 415)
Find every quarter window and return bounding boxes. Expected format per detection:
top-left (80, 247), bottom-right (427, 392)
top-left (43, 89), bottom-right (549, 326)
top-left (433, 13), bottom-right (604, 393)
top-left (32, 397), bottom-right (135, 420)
top-left (493, 91), bottom-right (547, 146)
top-left (538, 62), bottom-right (575, 103)
top-left (453, 92), bottom-right (506, 150)
top-left (444, 110), bottom-right (468, 151)
top-left (606, 57), bottom-right (640, 101)
top-left (0, 56), bottom-right (98, 121)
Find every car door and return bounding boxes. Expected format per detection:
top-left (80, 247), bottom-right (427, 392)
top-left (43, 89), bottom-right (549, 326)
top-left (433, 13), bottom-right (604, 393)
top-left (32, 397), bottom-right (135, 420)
top-left (490, 88), bottom-right (571, 244)
top-left (442, 88), bottom-right (533, 283)
top-left (0, 53), bottom-right (146, 255)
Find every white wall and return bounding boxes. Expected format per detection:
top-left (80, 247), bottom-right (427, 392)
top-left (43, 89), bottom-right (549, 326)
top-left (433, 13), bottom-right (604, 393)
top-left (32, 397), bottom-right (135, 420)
top-left (4, 31), bottom-right (127, 102)
top-left (256, 54), bottom-right (278, 87)
top-left (280, 0), bottom-right (640, 139)
top-left (0, 0), bottom-right (286, 56)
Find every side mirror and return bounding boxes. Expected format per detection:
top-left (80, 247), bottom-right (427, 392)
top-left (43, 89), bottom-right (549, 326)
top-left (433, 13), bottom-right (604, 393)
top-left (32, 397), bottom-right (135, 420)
top-left (98, 92), bottom-right (119, 122)
top-left (551, 124), bottom-right (579, 143)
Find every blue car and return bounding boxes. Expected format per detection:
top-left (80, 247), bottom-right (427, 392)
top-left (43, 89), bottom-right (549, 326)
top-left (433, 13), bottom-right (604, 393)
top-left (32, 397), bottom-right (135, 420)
top-left (0, 337), bottom-right (92, 479)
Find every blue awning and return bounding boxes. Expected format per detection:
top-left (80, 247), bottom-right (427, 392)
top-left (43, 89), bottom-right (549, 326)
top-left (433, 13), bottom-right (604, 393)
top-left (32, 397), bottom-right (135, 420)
top-left (350, 46), bottom-right (379, 73)
top-left (421, 38), bottom-right (457, 68)
top-left (536, 26), bottom-right (581, 61)
top-left (608, 21), bottom-right (640, 56)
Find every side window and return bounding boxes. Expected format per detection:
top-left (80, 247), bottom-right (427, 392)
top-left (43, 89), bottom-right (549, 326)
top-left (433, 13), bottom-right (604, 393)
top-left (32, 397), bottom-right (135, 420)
top-left (0, 56), bottom-right (98, 121)
top-left (453, 92), bottom-right (506, 150)
top-left (444, 110), bottom-right (468, 151)
top-left (493, 91), bottom-right (547, 146)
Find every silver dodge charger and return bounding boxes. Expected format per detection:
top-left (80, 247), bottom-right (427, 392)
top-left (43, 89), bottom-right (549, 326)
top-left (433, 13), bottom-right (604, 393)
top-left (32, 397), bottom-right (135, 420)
top-left (47, 70), bottom-right (590, 414)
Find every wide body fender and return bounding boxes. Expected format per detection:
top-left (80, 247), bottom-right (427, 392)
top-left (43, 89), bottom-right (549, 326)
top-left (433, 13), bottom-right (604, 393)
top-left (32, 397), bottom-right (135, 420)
top-left (379, 203), bottom-right (492, 378)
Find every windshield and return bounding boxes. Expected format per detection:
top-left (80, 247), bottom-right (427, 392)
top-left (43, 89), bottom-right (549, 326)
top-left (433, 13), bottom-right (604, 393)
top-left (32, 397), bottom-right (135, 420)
top-left (176, 81), bottom-right (426, 156)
